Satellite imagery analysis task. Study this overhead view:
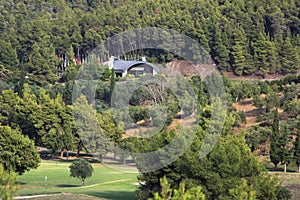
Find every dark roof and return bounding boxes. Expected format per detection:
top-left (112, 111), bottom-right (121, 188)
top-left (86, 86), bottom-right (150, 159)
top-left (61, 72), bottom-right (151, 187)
top-left (112, 60), bottom-right (160, 73)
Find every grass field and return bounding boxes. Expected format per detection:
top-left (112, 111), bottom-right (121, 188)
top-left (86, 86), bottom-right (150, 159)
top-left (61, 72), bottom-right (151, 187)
top-left (16, 160), bottom-right (139, 199)
top-left (258, 156), bottom-right (300, 200)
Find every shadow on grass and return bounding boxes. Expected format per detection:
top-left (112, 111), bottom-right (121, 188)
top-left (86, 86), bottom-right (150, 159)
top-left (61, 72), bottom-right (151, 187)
top-left (103, 160), bottom-right (136, 166)
top-left (41, 157), bottom-right (100, 164)
top-left (267, 166), bottom-right (296, 173)
top-left (86, 191), bottom-right (136, 200)
top-left (56, 184), bottom-right (80, 188)
top-left (16, 182), bottom-right (27, 185)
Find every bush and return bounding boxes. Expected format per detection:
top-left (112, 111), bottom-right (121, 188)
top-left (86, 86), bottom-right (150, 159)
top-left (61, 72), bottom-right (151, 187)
top-left (277, 186), bottom-right (292, 200)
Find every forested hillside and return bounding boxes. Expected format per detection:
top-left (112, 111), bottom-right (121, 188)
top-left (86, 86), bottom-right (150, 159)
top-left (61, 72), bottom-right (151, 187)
top-left (0, 0), bottom-right (300, 86)
top-left (1, 1), bottom-right (300, 199)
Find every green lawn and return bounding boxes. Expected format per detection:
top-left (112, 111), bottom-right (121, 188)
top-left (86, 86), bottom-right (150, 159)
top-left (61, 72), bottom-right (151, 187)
top-left (258, 156), bottom-right (300, 200)
top-left (16, 160), bottom-right (139, 200)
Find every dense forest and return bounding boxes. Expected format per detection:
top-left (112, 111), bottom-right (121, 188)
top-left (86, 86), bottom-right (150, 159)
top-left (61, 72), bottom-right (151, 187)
top-left (0, 0), bottom-right (300, 87)
top-left (1, 0), bottom-right (300, 199)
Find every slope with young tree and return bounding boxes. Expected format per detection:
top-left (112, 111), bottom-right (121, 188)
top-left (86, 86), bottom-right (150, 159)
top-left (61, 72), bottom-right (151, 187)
top-left (69, 159), bottom-right (93, 185)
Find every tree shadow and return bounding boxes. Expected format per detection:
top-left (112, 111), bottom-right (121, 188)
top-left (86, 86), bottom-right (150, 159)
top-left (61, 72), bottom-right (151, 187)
top-left (239, 99), bottom-right (253, 105)
top-left (85, 191), bottom-right (136, 200)
top-left (267, 166), bottom-right (296, 173)
top-left (56, 184), bottom-right (80, 188)
top-left (245, 108), bottom-right (266, 117)
top-left (16, 182), bottom-right (27, 185)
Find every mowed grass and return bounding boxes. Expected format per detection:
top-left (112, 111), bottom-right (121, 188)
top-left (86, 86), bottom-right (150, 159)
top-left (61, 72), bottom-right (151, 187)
top-left (258, 156), bottom-right (300, 200)
top-left (16, 160), bottom-right (139, 199)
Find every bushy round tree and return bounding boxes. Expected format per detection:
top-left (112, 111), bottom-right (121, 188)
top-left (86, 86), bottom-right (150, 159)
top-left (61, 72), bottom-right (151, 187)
top-left (69, 159), bottom-right (93, 185)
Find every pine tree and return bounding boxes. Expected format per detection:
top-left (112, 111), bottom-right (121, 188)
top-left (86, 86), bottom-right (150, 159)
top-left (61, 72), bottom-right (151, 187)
top-left (252, 32), bottom-right (269, 76)
top-left (29, 39), bottom-right (57, 86)
top-left (212, 26), bottom-right (230, 71)
top-left (265, 40), bottom-right (279, 74)
top-left (280, 36), bottom-right (299, 74)
top-left (0, 40), bottom-right (19, 73)
top-left (230, 27), bottom-right (247, 75)
top-left (0, 14), bottom-right (6, 35)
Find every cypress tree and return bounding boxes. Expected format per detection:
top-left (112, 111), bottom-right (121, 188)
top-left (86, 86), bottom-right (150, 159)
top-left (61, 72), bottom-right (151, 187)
top-left (279, 123), bottom-right (292, 173)
top-left (270, 109), bottom-right (281, 168)
top-left (294, 120), bottom-right (300, 173)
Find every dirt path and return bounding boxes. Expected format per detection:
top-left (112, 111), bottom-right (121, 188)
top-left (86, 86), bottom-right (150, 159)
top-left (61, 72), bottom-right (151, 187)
top-left (15, 194), bottom-right (56, 199)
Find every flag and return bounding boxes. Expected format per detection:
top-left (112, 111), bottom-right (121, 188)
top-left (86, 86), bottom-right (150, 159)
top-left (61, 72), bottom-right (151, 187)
top-left (75, 56), bottom-right (79, 65)
top-left (85, 54), bottom-right (88, 63)
top-left (64, 57), bottom-right (67, 68)
top-left (73, 56), bottom-right (76, 65)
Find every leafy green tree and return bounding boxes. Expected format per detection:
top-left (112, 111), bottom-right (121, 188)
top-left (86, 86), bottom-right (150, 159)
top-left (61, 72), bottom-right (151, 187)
top-left (0, 125), bottom-right (40, 174)
top-left (73, 95), bottom-right (114, 162)
top-left (34, 91), bottom-right (77, 158)
top-left (0, 90), bottom-right (21, 127)
top-left (265, 90), bottom-right (280, 113)
top-left (69, 159), bottom-right (93, 185)
top-left (137, 127), bottom-right (282, 199)
top-left (13, 84), bottom-right (40, 143)
top-left (246, 126), bottom-right (271, 152)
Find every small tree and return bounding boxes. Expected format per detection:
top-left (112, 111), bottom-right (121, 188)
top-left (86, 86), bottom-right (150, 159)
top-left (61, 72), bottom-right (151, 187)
top-left (69, 159), bottom-right (93, 185)
top-left (0, 164), bottom-right (18, 200)
top-left (152, 176), bottom-right (206, 200)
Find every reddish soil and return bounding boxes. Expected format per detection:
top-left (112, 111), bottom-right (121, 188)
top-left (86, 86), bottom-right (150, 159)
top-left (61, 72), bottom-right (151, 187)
top-left (232, 98), bottom-right (262, 132)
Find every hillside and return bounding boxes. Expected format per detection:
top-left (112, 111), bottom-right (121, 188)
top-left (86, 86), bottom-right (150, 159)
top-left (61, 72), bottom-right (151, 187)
top-left (0, 0), bottom-right (300, 87)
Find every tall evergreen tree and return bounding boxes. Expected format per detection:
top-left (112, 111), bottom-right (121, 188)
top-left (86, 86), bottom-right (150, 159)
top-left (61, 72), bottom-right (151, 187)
top-left (230, 27), bottom-right (247, 75)
top-left (280, 36), bottom-right (299, 74)
top-left (294, 120), bottom-right (300, 173)
top-left (252, 32), bottom-right (269, 76)
top-left (270, 109), bottom-right (281, 168)
top-left (28, 39), bottom-right (57, 86)
top-left (212, 26), bottom-right (230, 71)
top-left (265, 40), bottom-right (279, 74)
top-left (279, 123), bottom-right (292, 173)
